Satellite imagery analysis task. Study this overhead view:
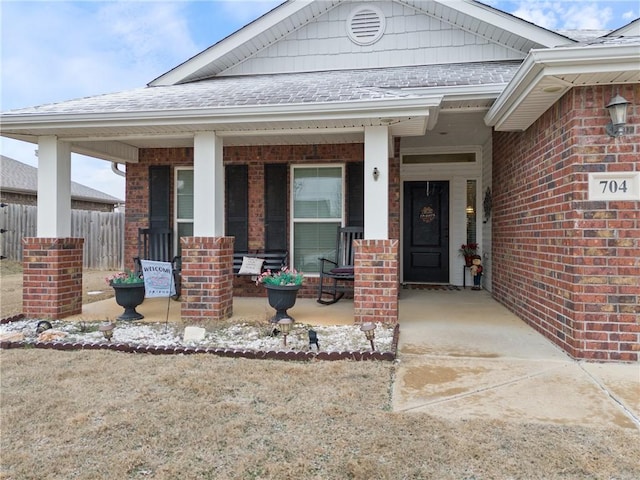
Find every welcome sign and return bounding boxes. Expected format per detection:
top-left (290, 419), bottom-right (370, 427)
top-left (140, 260), bottom-right (176, 298)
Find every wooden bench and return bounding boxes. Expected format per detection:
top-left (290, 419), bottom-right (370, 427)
top-left (233, 250), bottom-right (288, 276)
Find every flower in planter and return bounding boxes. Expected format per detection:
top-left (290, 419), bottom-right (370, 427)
top-left (255, 267), bottom-right (304, 286)
top-left (459, 243), bottom-right (479, 257)
top-left (106, 270), bottom-right (144, 285)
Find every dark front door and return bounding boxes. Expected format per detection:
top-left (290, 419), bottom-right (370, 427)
top-left (403, 181), bottom-right (450, 283)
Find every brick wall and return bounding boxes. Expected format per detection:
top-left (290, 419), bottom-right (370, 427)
top-left (129, 144), bottom-right (365, 299)
top-left (353, 239), bottom-right (399, 324)
top-left (492, 84), bottom-right (639, 361)
top-left (22, 237), bottom-right (84, 319)
top-left (125, 148), bottom-right (192, 270)
top-left (180, 236), bottom-right (234, 322)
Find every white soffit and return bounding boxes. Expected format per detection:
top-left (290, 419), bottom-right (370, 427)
top-left (485, 43), bottom-right (640, 131)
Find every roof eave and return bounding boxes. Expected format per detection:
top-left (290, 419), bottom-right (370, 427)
top-left (438, 0), bottom-right (575, 48)
top-left (485, 43), bottom-right (640, 131)
top-left (0, 96), bottom-right (444, 132)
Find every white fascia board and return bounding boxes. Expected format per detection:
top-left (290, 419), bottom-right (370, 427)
top-left (433, 0), bottom-right (573, 48)
top-left (485, 43), bottom-right (640, 129)
top-left (150, 0), bottom-right (316, 86)
top-left (607, 18), bottom-right (639, 37)
top-left (218, 126), bottom-right (364, 137)
top-left (1, 96), bottom-right (443, 131)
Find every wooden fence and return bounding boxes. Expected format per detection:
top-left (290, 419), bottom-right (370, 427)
top-left (0, 204), bottom-right (124, 269)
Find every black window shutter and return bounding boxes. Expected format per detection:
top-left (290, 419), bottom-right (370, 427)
top-left (149, 166), bottom-right (170, 230)
top-left (225, 165), bottom-right (248, 252)
top-left (265, 164), bottom-right (287, 251)
top-left (347, 162), bottom-right (364, 227)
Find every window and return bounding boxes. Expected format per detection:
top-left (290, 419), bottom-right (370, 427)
top-left (291, 165), bottom-right (344, 274)
top-left (402, 152), bottom-right (476, 164)
top-left (175, 168), bottom-right (194, 256)
top-left (466, 180), bottom-right (477, 245)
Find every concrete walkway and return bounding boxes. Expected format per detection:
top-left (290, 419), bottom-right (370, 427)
top-left (72, 288), bottom-right (639, 429)
top-left (393, 288), bottom-right (640, 429)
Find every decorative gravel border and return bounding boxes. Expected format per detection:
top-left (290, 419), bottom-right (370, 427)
top-left (0, 314), bottom-right (399, 362)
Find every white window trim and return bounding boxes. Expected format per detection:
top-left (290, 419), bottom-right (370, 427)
top-left (401, 146), bottom-right (481, 169)
top-left (174, 166), bottom-right (194, 255)
top-left (290, 163), bottom-right (346, 275)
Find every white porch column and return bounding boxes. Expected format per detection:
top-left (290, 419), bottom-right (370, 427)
top-left (193, 132), bottom-right (224, 236)
top-left (364, 126), bottom-right (390, 239)
top-left (37, 136), bottom-right (71, 237)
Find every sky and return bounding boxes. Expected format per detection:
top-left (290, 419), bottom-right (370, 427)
top-left (1, 0), bottom-right (638, 200)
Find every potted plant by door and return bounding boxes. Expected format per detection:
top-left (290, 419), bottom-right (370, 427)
top-left (106, 270), bottom-right (145, 321)
top-left (459, 243), bottom-right (479, 267)
top-left (256, 267), bottom-right (304, 323)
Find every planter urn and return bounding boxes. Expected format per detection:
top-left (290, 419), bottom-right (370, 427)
top-left (264, 284), bottom-right (301, 323)
top-left (110, 282), bottom-right (145, 321)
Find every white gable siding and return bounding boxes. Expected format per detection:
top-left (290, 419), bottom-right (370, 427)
top-left (221, 1), bottom-right (525, 76)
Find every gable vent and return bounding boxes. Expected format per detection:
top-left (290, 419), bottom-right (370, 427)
top-left (347, 5), bottom-right (386, 46)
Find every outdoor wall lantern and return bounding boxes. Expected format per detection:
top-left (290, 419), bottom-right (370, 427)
top-left (373, 167), bottom-right (380, 181)
top-left (360, 322), bottom-right (377, 351)
top-left (605, 93), bottom-right (631, 137)
top-left (278, 318), bottom-right (293, 347)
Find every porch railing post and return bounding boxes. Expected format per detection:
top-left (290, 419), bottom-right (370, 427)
top-left (180, 236), bottom-right (234, 322)
top-left (353, 239), bottom-right (399, 324)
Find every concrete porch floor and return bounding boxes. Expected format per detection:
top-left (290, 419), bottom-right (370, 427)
top-left (69, 293), bottom-right (355, 326)
top-left (67, 288), bottom-right (639, 430)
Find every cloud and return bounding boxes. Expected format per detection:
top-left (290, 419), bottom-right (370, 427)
top-left (560, 3), bottom-right (613, 29)
top-left (0, 1), bottom-right (204, 199)
top-left (216, 0), bottom-right (283, 24)
top-left (504, 1), bottom-right (617, 30)
top-left (98, 2), bottom-right (200, 82)
top-left (1, 1), bottom-right (200, 112)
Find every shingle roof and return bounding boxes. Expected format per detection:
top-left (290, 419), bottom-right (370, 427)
top-left (0, 155), bottom-right (122, 203)
top-left (4, 61), bottom-right (521, 116)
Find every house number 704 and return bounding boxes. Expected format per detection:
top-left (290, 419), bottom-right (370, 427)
top-left (588, 172), bottom-right (640, 201)
top-left (599, 180), bottom-right (628, 194)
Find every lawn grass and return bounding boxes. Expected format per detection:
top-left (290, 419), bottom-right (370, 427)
top-left (1, 349), bottom-right (639, 479)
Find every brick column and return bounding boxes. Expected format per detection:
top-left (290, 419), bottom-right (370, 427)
top-left (180, 236), bottom-right (234, 322)
top-left (22, 237), bottom-right (84, 319)
top-left (353, 239), bottom-right (399, 324)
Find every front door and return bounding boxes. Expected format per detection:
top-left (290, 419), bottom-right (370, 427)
top-left (403, 181), bottom-right (449, 283)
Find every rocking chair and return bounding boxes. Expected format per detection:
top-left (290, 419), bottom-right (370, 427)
top-left (316, 226), bottom-right (364, 305)
top-left (133, 227), bottom-right (182, 300)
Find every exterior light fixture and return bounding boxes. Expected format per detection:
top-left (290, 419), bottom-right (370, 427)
top-left (308, 329), bottom-right (319, 350)
top-left (373, 167), bottom-right (380, 181)
top-left (605, 94), bottom-right (631, 137)
top-left (360, 322), bottom-right (377, 351)
top-left (36, 320), bottom-right (53, 335)
top-left (278, 318), bottom-right (293, 347)
top-left (99, 323), bottom-right (116, 341)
